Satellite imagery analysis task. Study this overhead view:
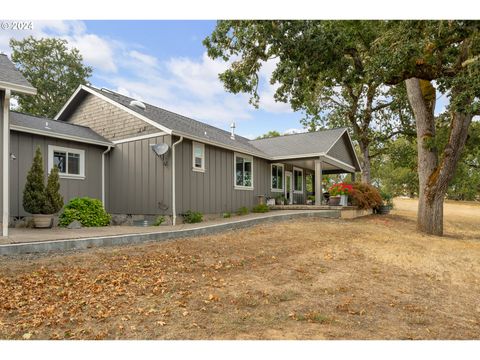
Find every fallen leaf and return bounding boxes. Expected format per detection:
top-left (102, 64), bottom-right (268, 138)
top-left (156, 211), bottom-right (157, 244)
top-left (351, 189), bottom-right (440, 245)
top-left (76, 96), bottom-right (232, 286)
top-left (22, 333), bottom-right (32, 340)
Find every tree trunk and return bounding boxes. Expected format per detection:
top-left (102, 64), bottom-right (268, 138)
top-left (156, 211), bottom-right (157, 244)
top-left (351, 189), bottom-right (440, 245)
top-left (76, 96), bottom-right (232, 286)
top-left (406, 78), bottom-right (472, 236)
top-left (359, 141), bottom-right (371, 184)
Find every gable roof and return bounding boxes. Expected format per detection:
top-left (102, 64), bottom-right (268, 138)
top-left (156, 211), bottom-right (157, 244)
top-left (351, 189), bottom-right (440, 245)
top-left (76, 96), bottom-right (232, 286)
top-left (250, 129), bottom-right (361, 172)
top-left (250, 128), bottom-right (347, 158)
top-left (56, 85), bottom-right (269, 158)
top-left (10, 111), bottom-right (113, 147)
top-left (0, 54), bottom-right (36, 95)
top-left (55, 84), bottom-right (360, 171)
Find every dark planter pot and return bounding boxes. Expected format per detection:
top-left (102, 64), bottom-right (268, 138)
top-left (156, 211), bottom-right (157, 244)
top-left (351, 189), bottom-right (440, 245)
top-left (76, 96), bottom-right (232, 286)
top-left (376, 205), bottom-right (391, 215)
top-left (328, 196), bottom-right (341, 206)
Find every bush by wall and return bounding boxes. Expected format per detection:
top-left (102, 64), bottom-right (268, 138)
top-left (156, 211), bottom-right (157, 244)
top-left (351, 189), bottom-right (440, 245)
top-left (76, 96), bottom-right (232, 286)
top-left (237, 206), bottom-right (249, 215)
top-left (252, 204), bottom-right (270, 213)
top-left (183, 210), bottom-right (203, 224)
top-left (350, 183), bottom-right (383, 210)
top-left (59, 197), bottom-right (111, 227)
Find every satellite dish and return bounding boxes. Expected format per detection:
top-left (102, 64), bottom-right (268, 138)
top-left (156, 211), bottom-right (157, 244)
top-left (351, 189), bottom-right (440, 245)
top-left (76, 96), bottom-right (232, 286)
top-left (150, 143), bottom-right (170, 157)
top-left (129, 100), bottom-right (146, 111)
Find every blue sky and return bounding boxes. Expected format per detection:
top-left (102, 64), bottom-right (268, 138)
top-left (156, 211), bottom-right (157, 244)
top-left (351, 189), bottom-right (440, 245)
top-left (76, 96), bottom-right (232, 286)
top-left (0, 20), bottom-right (454, 139)
top-left (0, 20), bottom-right (305, 139)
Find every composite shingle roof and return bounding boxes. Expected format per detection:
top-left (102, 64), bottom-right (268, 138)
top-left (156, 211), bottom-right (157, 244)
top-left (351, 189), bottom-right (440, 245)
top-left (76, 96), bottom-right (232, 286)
top-left (56, 85), bottom-right (360, 167)
top-left (249, 128), bottom-right (347, 158)
top-left (10, 111), bottom-right (113, 146)
top-left (0, 54), bottom-right (36, 94)
top-left (86, 86), bottom-right (269, 157)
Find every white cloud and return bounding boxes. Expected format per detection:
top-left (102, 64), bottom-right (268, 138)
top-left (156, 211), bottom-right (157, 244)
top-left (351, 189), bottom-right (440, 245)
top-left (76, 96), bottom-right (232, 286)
top-left (0, 20), bottom-right (117, 73)
top-left (0, 21), bottom-right (299, 131)
top-left (66, 33), bottom-right (117, 72)
top-left (128, 50), bottom-right (158, 68)
top-left (284, 128), bottom-right (307, 135)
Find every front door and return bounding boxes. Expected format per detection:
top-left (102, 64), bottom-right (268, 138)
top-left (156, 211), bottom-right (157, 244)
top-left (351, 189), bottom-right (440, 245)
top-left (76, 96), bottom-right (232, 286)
top-left (285, 171), bottom-right (293, 205)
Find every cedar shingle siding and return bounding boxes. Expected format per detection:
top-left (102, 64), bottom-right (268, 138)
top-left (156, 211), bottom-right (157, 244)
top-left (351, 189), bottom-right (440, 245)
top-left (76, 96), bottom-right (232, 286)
top-left (66, 93), bottom-right (159, 140)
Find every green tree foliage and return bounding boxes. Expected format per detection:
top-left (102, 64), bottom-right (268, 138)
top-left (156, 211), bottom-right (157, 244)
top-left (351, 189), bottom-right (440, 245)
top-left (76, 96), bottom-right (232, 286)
top-left (22, 146), bottom-right (47, 214)
top-left (371, 137), bottom-right (419, 197)
top-left (59, 197), bottom-right (111, 227)
top-left (10, 36), bottom-right (92, 118)
top-left (44, 165), bottom-right (64, 214)
top-left (371, 119), bottom-right (480, 201)
top-left (204, 21), bottom-right (415, 183)
top-left (256, 130), bottom-right (281, 139)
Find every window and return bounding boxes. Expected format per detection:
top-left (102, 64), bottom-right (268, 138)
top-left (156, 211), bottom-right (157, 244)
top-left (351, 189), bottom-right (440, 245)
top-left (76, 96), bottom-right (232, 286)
top-left (293, 167), bottom-right (303, 193)
top-left (192, 142), bottom-right (205, 172)
top-left (234, 153), bottom-right (253, 190)
top-left (271, 163), bottom-right (284, 192)
top-left (48, 145), bottom-right (85, 179)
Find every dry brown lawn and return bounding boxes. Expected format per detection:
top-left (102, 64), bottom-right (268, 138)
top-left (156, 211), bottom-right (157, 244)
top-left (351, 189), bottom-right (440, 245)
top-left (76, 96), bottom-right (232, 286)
top-left (0, 198), bottom-right (479, 340)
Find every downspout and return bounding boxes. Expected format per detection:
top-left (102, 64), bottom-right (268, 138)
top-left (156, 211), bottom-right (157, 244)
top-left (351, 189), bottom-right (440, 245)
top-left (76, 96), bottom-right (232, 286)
top-left (101, 146), bottom-right (112, 208)
top-left (2, 89), bottom-right (10, 237)
top-left (171, 136), bottom-right (183, 226)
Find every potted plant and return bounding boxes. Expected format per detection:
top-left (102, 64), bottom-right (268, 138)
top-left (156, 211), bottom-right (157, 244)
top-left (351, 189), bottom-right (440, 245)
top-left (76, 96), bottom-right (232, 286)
top-left (23, 147), bottom-right (63, 228)
top-left (306, 195), bottom-right (315, 205)
top-left (328, 183), bottom-right (353, 206)
top-left (376, 190), bottom-right (393, 214)
top-left (275, 194), bottom-right (286, 205)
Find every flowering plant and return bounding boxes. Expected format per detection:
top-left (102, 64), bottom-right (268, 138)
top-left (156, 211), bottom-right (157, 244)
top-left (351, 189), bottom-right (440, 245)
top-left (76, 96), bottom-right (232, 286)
top-left (328, 182), bottom-right (353, 196)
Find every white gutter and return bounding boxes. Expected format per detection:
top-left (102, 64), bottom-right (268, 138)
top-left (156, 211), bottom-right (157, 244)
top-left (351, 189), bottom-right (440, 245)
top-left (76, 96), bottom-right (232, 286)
top-left (171, 136), bottom-right (184, 226)
top-left (101, 146), bottom-right (112, 208)
top-left (2, 89), bottom-right (10, 237)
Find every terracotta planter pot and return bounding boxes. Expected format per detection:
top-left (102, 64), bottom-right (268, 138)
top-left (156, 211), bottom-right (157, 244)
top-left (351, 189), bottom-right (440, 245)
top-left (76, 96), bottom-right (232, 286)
top-left (329, 196), bottom-right (341, 206)
top-left (33, 214), bottom-right (53, 228)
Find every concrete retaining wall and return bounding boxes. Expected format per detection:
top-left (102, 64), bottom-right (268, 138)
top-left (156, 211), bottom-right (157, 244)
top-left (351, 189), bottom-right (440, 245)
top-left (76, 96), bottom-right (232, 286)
top-left (0, 210), bottom-right (340, 256)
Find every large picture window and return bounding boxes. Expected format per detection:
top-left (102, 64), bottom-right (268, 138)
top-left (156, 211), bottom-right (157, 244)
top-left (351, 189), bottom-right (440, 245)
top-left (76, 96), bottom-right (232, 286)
top-left (293, 167), bottom-right (303, 193)
top-left (48, 145), bottom-right (85, 179)
top-left (192, 141), bottom-right (205, 172)
top-left (234, 153), bottom-right (253, 190)
top-left (271, 163), bottom-right (284, 192)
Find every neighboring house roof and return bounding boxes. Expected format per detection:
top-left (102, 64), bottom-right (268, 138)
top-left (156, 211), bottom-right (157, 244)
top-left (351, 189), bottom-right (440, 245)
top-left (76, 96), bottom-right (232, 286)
top-left (0, 54), bottom-right (36, 95)
top-left (55, 84), bottom-right (360, 171)
top-left (10, 111), bottom-right (113, 147)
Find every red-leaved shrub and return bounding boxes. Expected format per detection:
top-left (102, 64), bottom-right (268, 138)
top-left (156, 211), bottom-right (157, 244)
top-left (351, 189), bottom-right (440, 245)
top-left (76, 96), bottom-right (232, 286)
top-left (350, 183), bottom-right (383, 210)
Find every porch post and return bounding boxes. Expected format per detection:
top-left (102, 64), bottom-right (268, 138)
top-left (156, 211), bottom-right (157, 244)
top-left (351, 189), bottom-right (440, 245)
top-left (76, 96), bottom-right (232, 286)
top-left (351, 172), bottom-right (356, 182)
top-left (1, 89), bottom-right (10, 237)
top-left (314, 159), bottom-right (323, 205)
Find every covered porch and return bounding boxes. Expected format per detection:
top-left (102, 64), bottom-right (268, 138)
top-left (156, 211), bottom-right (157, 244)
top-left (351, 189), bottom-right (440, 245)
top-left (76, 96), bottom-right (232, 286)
top-left (276, 153), bottom-right (358, 206)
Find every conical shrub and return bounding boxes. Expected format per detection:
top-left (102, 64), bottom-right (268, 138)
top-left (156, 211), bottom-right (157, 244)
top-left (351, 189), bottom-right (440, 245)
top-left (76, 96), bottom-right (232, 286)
top-left (23, 146), bottom-right (47, 214)
top-left (45, 165), bottom-right (64, 214)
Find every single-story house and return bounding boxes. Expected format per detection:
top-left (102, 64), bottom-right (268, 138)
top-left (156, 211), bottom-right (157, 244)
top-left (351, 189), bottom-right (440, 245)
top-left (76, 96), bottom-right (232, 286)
top-left (0, 54), bottom-right (361, 234)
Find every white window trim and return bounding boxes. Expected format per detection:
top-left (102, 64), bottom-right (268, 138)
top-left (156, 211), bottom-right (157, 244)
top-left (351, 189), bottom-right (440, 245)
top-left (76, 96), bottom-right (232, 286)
top-left (48, 145), bottom-right (85, 180)
top-left (293, 167), bottom-right (304, 194)
top-left (270, 163), bottom-right (284, 192)
top-left (234, 152), bottom-right (254, 190)
top-left (192, 141), bottom-right (205, 172)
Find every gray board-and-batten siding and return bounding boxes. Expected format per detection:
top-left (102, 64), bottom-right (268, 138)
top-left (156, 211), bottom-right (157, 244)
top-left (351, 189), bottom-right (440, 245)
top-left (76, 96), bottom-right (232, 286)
top-left (10, 130), bottom-right (106, 217)
top-left (106, 135), bottom-right (309, 216)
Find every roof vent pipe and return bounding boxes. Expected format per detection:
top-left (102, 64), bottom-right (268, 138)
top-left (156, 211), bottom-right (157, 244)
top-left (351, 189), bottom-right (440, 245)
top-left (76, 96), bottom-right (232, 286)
top-left (230, 121), bottom-right (236, 140)
top-left (129, 100), bottom-right (146, 111)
